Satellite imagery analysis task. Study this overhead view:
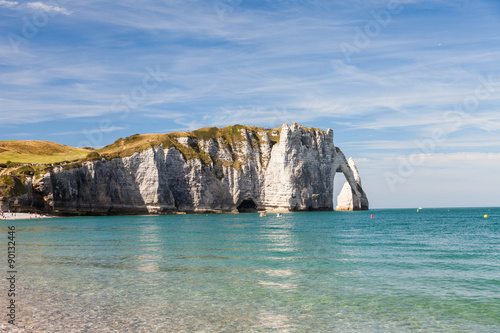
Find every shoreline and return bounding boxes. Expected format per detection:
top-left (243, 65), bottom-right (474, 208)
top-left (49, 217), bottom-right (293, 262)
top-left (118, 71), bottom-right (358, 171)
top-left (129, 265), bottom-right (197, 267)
top-left (0, 209), bottom-right (331, 220)
top-left (1, 212), bottom-right (55, 220)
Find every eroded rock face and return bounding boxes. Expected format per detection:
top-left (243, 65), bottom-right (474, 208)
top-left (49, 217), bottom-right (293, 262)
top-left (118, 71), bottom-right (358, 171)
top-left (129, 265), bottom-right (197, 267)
top-left (19, 124), bottom-right (368, 215)
top-left (262, 123), bottom-right (336, 211)
top-left (335, 157), bottom-right (369, 211)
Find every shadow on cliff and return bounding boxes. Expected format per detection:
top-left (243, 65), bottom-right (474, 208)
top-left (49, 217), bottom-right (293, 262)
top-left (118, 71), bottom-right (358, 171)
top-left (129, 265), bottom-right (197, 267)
top-left (49, 158), bottom-right (149, 216)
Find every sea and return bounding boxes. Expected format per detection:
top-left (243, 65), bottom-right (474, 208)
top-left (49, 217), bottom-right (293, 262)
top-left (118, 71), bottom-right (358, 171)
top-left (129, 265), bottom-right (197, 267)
top-left (2, 207), bottom-right (499, 332)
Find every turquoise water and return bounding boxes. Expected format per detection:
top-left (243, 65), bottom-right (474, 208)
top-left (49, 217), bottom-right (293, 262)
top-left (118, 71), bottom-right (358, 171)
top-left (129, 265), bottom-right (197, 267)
top-left (2, 208), bottom-right (500, 332)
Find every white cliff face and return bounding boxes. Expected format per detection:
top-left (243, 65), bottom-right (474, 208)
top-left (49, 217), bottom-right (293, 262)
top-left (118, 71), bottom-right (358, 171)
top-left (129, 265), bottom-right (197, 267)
top-left (335, 157), bottom-right (369, 211)
top-left (35, 147), bottom-right (176, 215)
top-left (262, 123), bottom-right (335, 210)
top-left (24, 124), bottom-right (368, 215)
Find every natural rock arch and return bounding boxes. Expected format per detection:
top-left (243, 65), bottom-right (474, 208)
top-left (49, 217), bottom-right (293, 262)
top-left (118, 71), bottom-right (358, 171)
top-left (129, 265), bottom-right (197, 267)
top-left (333, 149), bottom-right (369, 211)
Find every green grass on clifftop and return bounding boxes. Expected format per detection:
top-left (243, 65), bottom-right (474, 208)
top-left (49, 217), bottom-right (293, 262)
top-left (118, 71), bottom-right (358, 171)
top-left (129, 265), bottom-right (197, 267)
top-left (98, 125), bottom-right (282, 166)
top-left (0, 141), bottom-right (91, 164)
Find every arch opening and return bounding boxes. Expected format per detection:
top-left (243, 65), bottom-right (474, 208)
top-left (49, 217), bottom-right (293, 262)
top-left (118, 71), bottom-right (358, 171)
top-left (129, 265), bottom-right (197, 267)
top-left (237, 199), bottom-right (257, 213)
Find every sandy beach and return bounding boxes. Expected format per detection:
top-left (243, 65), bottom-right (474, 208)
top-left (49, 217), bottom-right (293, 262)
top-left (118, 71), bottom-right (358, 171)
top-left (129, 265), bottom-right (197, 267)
top-left (1, 212), bottom-right (54, 220)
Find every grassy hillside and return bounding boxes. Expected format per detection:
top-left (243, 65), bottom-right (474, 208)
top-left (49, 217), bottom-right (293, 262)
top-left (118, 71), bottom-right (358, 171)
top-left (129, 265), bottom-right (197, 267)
top-left (0, 141), bottom-right (91, 164)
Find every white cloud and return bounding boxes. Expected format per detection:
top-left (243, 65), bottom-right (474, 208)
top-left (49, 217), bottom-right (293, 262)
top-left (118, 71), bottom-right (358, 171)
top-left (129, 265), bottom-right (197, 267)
top-left (26, 2), bottom-right (72, 15)
top-left (0, 1), bottom-right (72, 15)
top-left (0, 0), bottom-right (18, 8)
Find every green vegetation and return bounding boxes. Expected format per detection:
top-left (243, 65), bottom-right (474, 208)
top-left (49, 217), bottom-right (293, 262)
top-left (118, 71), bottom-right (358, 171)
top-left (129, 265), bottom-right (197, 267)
top-left (0, 175), bottom-right (27, 197)
top-left (16, 166), bottom-right (35, 175)
top-left (97, 125), bottom-right (284, 169)
top-left (0, 141), bottom-right (91, 164)
top-left (86, 151), bottom-right (101, 160)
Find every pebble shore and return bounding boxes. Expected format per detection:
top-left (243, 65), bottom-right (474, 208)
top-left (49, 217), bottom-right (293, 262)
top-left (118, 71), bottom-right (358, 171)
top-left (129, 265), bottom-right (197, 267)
top-left (1, 212), bottom-right (54, 220)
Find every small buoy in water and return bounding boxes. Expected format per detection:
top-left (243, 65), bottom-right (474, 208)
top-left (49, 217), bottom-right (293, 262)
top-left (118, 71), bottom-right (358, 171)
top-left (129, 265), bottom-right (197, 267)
top-left (484, 214), bottom-right (488, 218)
top-left (417, 209), bottom-right (420, 213)
top-left (206, 214), bottom-right (209, 217)
top-left (370, 214), bottom-right (373, 219)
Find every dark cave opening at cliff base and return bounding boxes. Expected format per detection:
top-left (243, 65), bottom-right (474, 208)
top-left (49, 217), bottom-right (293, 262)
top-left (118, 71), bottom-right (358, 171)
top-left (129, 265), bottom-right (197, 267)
top-left (237, 199), bottom-right (258, 213)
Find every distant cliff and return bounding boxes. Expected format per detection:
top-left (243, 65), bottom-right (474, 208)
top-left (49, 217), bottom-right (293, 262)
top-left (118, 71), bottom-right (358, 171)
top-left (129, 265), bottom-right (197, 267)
top-left (2, 123), bottom-right (368, 215)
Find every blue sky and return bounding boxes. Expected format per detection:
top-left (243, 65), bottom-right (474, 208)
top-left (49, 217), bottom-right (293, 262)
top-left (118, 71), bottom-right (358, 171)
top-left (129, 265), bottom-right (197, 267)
top-left (1, 0), bottom-right (499, 208)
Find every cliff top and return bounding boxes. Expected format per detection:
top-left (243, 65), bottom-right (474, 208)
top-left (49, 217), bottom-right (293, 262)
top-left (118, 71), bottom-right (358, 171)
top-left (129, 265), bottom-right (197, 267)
top-left (98, 124), bottom-right (282, 161)
top-left (0, 140), bottom-right (91, 164)
top-left (0, 124), bottom-right (328, 176)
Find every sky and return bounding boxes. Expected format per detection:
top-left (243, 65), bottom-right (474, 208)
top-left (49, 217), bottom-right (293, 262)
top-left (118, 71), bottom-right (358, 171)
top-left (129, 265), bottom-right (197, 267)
top-left (1, 0), bottom-right (499, 208)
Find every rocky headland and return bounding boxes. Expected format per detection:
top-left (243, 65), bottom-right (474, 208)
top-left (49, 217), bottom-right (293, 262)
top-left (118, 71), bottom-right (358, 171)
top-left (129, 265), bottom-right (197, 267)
top-left (0, 123), bottom-right (368, 215)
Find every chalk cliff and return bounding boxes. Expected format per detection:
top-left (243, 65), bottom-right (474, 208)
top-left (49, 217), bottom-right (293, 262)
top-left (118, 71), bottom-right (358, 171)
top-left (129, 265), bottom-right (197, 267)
top-left (335, 157), bottom-right (369, 211)
top-left (8, 123), bottom-right (368, 214)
